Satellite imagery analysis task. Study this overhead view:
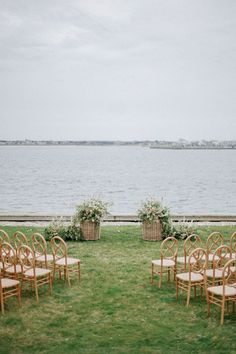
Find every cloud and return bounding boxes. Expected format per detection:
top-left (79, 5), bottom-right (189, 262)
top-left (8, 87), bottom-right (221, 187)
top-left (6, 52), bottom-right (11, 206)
top-left (0, 0), bottom-right (236, 140)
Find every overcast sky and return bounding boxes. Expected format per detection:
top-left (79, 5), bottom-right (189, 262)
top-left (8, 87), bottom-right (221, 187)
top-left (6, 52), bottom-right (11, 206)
top-left (0, 0), bottom-right (235, 141)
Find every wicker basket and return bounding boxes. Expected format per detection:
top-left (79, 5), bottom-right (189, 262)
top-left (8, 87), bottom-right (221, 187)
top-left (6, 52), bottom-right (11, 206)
top-left (80, 221), bottom-right (101, 241)
top-left (142, 219), bottom-right (162, 241)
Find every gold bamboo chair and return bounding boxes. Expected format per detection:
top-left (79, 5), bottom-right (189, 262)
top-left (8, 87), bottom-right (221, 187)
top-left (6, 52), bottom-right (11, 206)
top-left (177, 234), bottom-right (202, 272)
top-left (1, 242), bottom-right (22, 280)
top-left (206, 258), bottom-right (236, 325)
top-left (0, 230), bottom-right (10, 244)
top-left (151, 237), bottom-right (178, 288)
top-left (205, 245), bottom-right (231, 286)
top-left (0, 267), bottom-right (21, 314)
top-left (226, 232), bottom-right (236, 260)
top-left (206, 232), bottom-right (224, 267)
top-left (31, 233), bottom-right (54, 269)
top-left (18, 245), bottom-right (52, 302)
top-left (50, 236), bottom-right (81, 286)
top-left (13, 231), bottom-right (29, 259)
top-left (176, 248), bottom-right (207, 306)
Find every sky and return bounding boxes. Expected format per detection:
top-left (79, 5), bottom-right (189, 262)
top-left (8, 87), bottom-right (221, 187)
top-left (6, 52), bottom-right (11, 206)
top-left (0, 0), bottom-right (236, 141)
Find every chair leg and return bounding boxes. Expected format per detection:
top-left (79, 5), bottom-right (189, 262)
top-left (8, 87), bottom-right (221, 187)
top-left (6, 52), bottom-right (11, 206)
top-left (49, 274), bottom-right (52, 295)
top-left (187, 285), bottom-right (191, 307)
top-left (221, 299), bottom-right (225, 325)
top-left (52, 264), bottom-right (56, 283)
top-left (176, 279), bottom-right (179, 300)
top-left (0, 291), bottom-right (4, 314)
top-left (206, 291), bottom-right (210, 317)
top-left (17, 284), bottom-right (21, 307)
top-left (34, 280), bottom-right (39, 302)
top-left (64, 267), bottom-right (67, 280)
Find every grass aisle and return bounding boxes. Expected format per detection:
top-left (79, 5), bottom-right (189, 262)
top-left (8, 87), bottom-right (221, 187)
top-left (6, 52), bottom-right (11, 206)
top-left (0, 225), bottom-right (236, 353)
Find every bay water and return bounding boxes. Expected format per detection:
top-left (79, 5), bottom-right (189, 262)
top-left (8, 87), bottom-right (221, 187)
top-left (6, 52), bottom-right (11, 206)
top-left (0, 146), bottom-right (235, 215)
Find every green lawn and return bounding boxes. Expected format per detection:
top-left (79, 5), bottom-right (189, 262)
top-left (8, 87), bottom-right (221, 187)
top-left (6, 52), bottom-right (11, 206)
top-left (0, 224), bottom-right (236, 354)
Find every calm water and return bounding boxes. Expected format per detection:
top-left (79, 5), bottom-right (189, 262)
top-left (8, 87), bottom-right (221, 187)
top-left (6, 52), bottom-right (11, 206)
top-left (0, 146), bottom-right (235, 215)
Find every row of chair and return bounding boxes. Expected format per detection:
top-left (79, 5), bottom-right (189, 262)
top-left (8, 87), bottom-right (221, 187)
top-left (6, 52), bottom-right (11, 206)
top-left (0, 230), bottom-right (80, 314)
top-left (151, 231), bottom-right (236, 325)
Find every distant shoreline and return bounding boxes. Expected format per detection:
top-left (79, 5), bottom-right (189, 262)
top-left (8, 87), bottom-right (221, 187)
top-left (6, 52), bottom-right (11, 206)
top-left (0, 140), bottom-right (236, 150)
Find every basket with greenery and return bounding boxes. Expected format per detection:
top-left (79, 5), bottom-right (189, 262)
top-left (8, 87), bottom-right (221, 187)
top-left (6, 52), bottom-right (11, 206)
top-left (138, 199), bottom-right (171, 240)
top-left (138, 199), bottom-right (195, 240)
top-left (73, 198), bottom-right (109, 240)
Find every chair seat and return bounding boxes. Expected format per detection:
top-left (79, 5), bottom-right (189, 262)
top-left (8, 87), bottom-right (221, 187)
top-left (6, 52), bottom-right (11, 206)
top-left (177, 272), bottom-right (203, 282)
top-left (225, 252), bottom-right (236, 259)
top-left (177, 256), bottom-right (195, 264)
top-left (207, 254), bottom-right (219, 262)
top-left (24, 267), bottom-right (51, 277)
top-left (205, 268), bottom-right (223, 279)
top-left (207, 285), bottom-right (236, 296)
top-left (152, 259), bottom-right (175, 267)
top-left (5, 264), bottom-right (22, 274)
top-left (55, 257), bottom-right (80, 266)
top-left (1, 277), bottom-right (20, 288)
top-left (36, 254), bottom-right (54, 262)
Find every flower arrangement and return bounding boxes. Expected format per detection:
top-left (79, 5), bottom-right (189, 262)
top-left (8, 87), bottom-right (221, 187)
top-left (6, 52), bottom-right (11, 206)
top-left (73, 198), bottom-right (109, 224)
top-left (138, 199), bottom-right (170, 223)
top-left (138, 199), bottom-right (172, 238)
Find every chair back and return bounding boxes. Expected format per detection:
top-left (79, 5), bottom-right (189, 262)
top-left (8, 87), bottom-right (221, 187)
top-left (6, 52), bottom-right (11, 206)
top-left (18, 245), bottom-right (35, 273)
top-left (212, 245), bottom-right (231, 270)
top-left (222, 258), bottom-right (236, 294)
top-left (13, 231), bottom-right (28, 251)
top-left (206, 232), bottom-right (224, 254)
top-left (188, 248), bottom-right (207, 274)
top-left (230, 232), bottom-right (236, 254)
top-left (184, 234), bottom-right (202, 257)
top-left (1, 242), bottom-right (17, 272)
top-left (160, 237), bottom-right (178, 260)
top-left (50, 236), bottom-right (67, 262)
top-left (0, 229), bottom-right (10, 244)
top-left (32, 232), bottom-right (48, 266)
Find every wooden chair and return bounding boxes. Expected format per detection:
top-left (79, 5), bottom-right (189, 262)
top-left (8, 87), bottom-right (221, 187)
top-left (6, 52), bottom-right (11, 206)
top-left (13, 231), bottom-right (28, 258)
top-left (206, 258), bottom-right (236, 325)
top-left (31, 233), bottom-right (54, 269)
top-left (177, 234), bottom-right (202, 272)
top-left (176, 248), bottom-right (207, 306)
top-left (205, 245), bottom-right (231, 286)
top-left (0, 268), bottom-right (21, 314)
top-left (18, 245), bottom-right (52, 302)
top-left (206, 232), bottom-right (224, 267)
top-left (50, 236), bottom-right (81, 286)
top-left (151, 237), bottom-right (178, 288)
top-left (226, 232), bottom-right (236, 260)
top-left (1, 242), bottom-right (22, 280)
top-left (0, 231), bottom-right (14, 262)
top-left (0, 230), bottom-right (10, 244)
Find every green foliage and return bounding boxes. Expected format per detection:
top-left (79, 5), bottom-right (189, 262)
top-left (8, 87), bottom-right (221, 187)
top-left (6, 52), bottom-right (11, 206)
top-left (172, 220), bottom-right (196, 240)
top-left (73, 198), bottom-right (109, 223)
top-left (44, 217), bottom-right (81, 241)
